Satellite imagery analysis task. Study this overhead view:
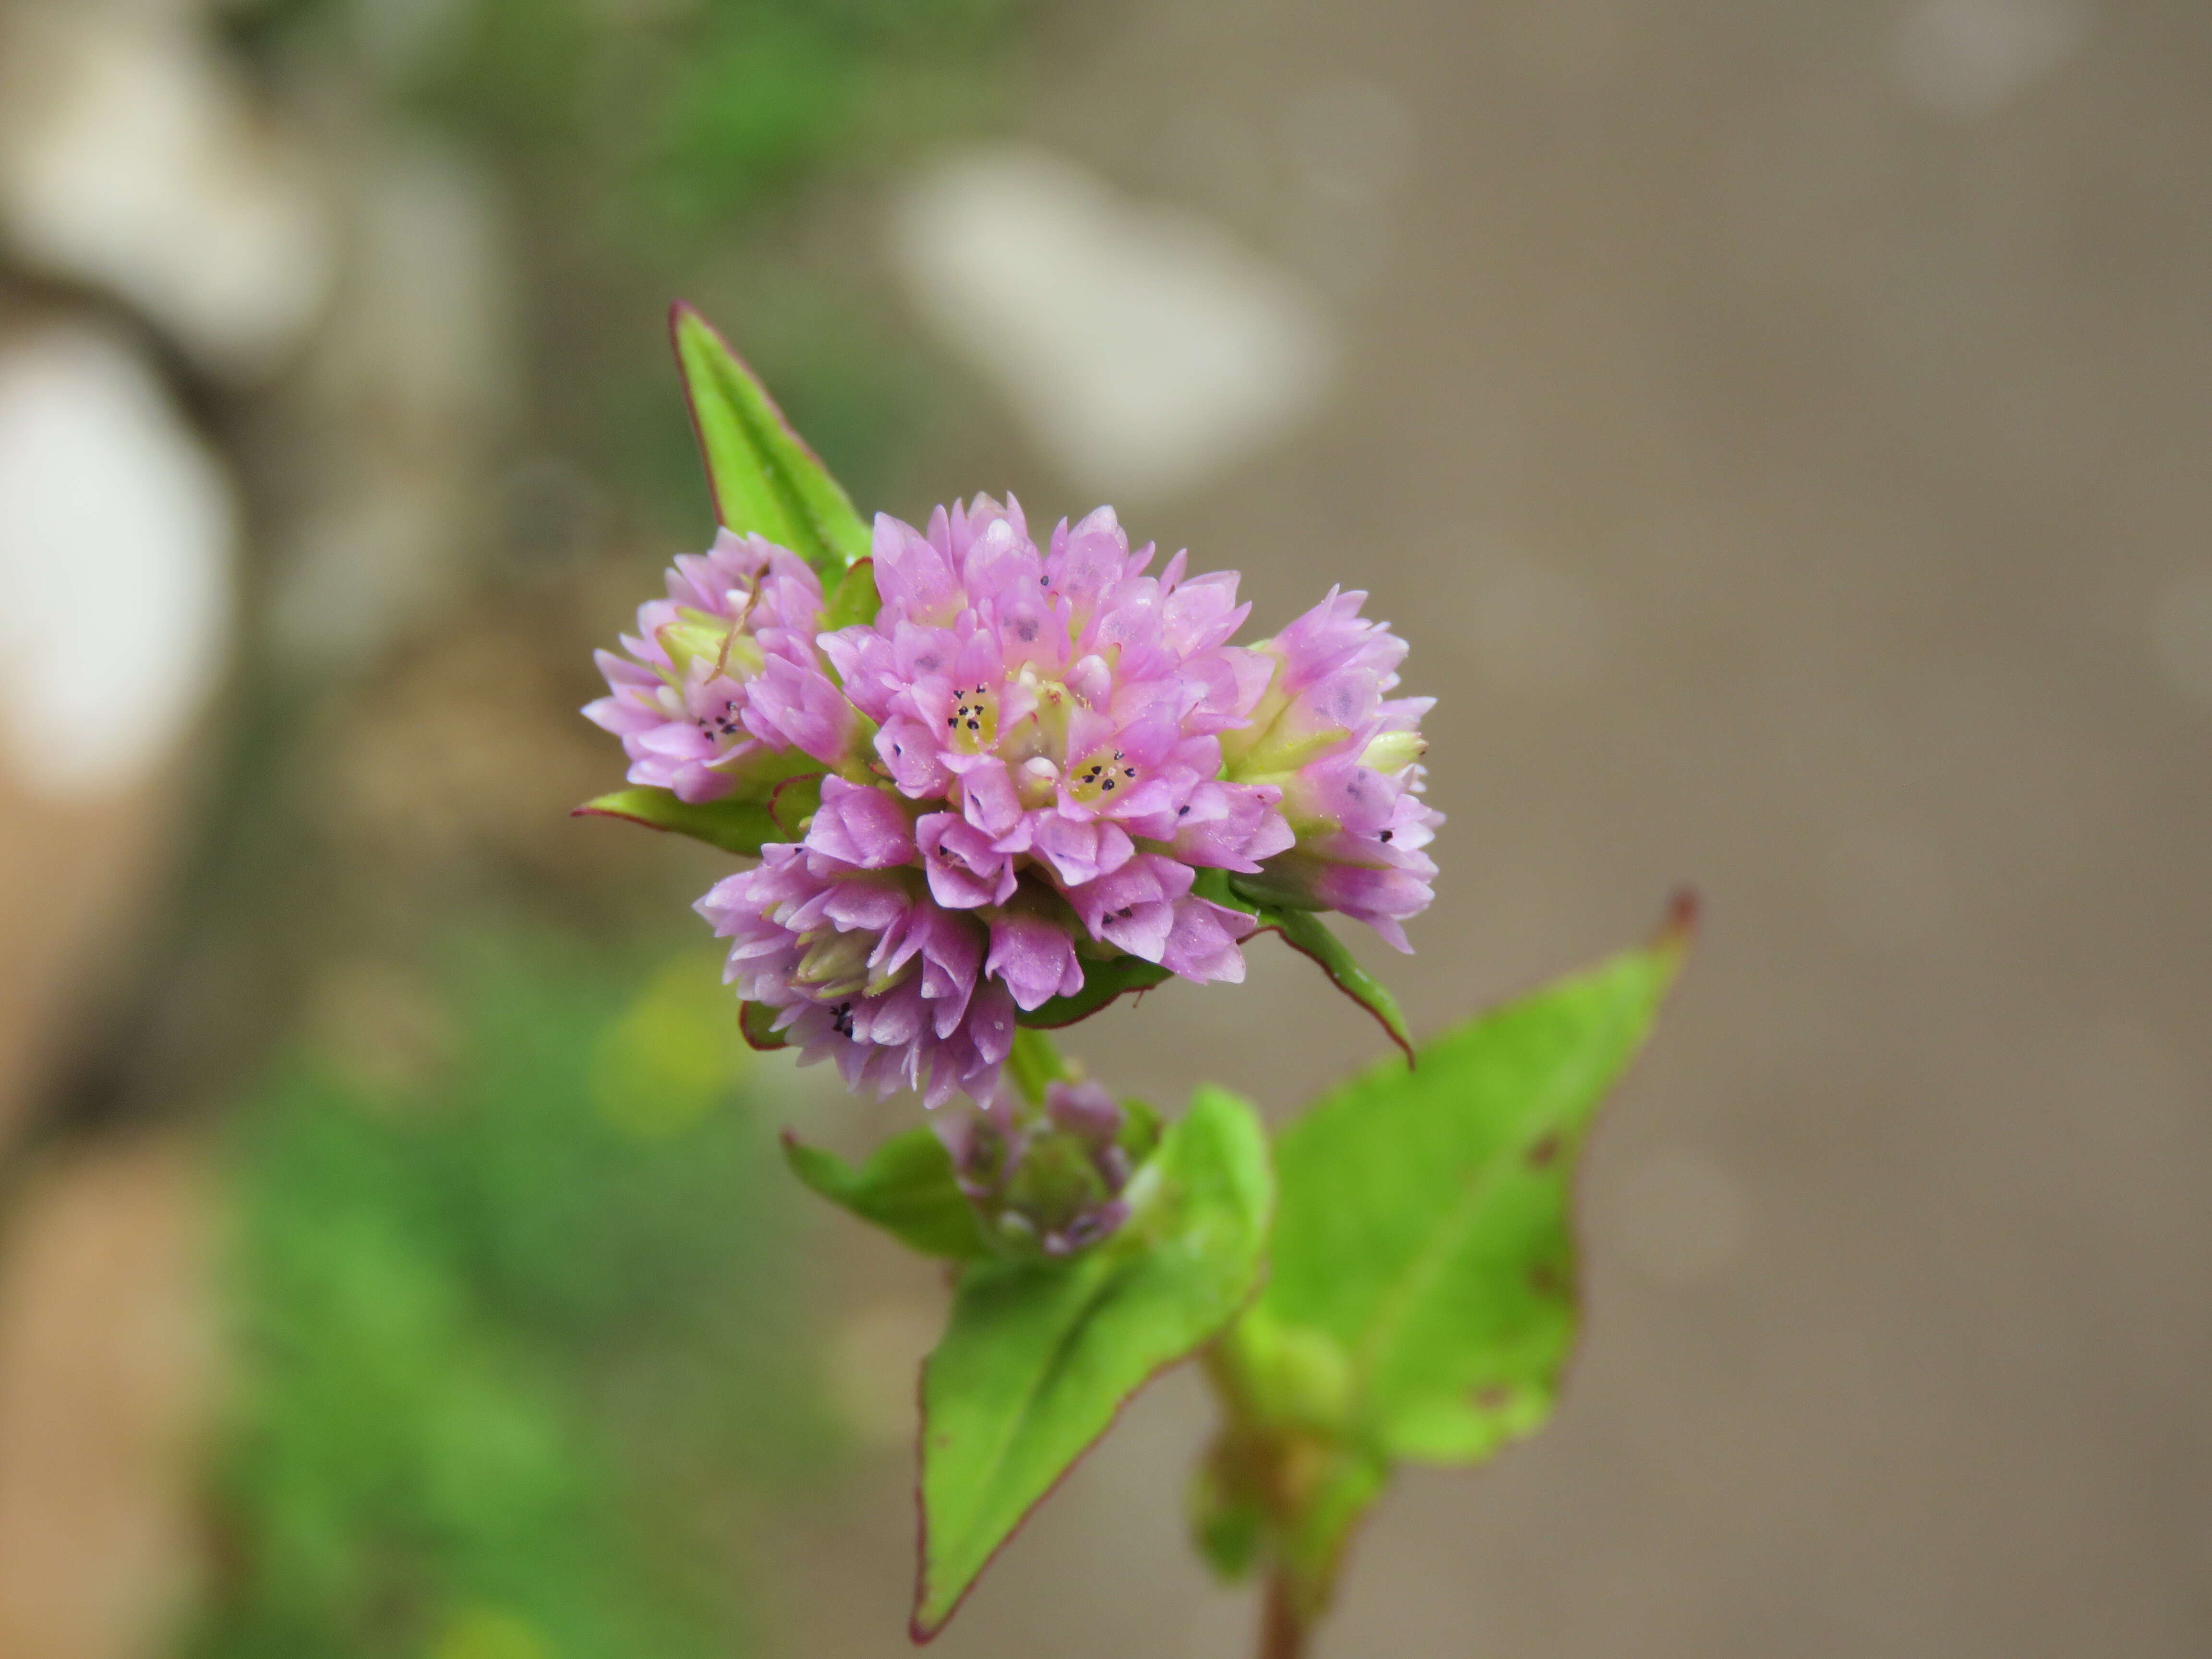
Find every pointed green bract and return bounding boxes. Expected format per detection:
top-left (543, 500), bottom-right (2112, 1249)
top-left (1194, 872), bottom-right (1414, 1060)
top-left (671, 303), bottom-right (871, 578)
top-left (781, 1129), bottom-right (993, 1261)
top-left (1258, 901), bottom-right (1414, 1063)
top-left (914, 1087), bottom-right (1272, 1639)
top-left (573, 787), bottom-right (780, 857)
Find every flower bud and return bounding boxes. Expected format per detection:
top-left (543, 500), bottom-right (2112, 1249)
top-left (941, 1079), bottom-right (1149, 1255)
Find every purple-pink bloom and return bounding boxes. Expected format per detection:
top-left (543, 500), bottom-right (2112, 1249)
top-left (585, 529), bottom-right (858, 803)
top-left (1221, 587), bottom-right (1442, 951)
top-left (596, 497), bottom-right (1440, 1108)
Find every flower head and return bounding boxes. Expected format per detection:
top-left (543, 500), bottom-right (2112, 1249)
top-left (595, 496), bottom-right (1440, 1107)
top-left (585, 529), bottom-right (859, 803)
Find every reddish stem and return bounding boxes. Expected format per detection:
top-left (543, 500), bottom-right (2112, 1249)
top-left (1260, 1571), bottom-right (1308, 1659)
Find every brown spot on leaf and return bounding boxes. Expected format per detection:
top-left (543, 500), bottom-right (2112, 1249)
top-left (1528, 1260), bottom-right (1569, 1299)
top-left (1473, 1385), bottom-right (1513, 1413)
top-left (1527, 1131), bottom-right (1563, 1168)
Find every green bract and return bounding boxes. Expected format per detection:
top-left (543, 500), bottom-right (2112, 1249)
top-left (670, 302), bottom-right (869, 577)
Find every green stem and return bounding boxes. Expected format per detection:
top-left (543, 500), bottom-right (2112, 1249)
top-left (1006, 1026), bottom-right (1072, 1105)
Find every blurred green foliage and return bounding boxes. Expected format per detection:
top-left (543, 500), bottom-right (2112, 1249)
top-left (188, 938), bottom-right (829, 1659)
top-left (229, 0), bottom-right (1026, 531)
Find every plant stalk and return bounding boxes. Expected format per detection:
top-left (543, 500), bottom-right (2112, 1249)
top-left (1260, 1569), bottom-right (1309, 1659)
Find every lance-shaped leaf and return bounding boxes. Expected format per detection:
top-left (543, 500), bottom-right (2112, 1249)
top-left (671, 303), bottom-right (871, 578)
top-left (573, 787), bottom-right (780, 857)
top-left (781, 1128), bottom-right (993, 1261)
top-left (1220, 899), bottom-right (1692, 1616)
top-left (914, 1086), bottom-right (1272, 1639)
top-left (1269, 900), bottom-right (1689, 1460)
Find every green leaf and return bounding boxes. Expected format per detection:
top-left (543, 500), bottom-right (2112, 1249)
top-left (572, 788), bottom-right (779, 857)
top-left (1013, 953), bottom-right (1174, 1029)
top-left (914, 1086), bottom-right (1273, 1638)
top-left (670, 302), bottom-right (870, 577)
top-left (781, 1128), bottom-right (993, 1261)
top-left (1263, 903), bottom-right (1691, 1467)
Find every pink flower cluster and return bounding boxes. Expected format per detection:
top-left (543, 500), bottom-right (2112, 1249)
top-left (590, 497), bottom-right (1438, 1106)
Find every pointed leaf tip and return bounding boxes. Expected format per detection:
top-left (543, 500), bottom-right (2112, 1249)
top-left (669, 303), bottom-right (870, 578)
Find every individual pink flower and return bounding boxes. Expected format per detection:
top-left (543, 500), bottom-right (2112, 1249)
top-left (1220, 588), bottom-right (1442, 951)
top-left (585, 528), bottom-right (859, 802)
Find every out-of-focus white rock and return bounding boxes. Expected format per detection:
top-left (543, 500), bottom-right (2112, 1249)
top-left (1892, 0), bottom-right (2092, 119)
top-left (0, 322), bottom-right (236, 799)
top-left (890, 144), bottom-right (1335, 502)
top-left (0, 7), bottom-right (332, 378)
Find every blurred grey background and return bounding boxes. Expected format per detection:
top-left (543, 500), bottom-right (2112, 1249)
top-left (0, 1), bottom-right (2207, 1657)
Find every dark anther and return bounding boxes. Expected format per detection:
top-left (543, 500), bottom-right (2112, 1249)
top-left (1101, 778), bottom-right (1115, 790)
top-left (1122, 768), bottom-right (1135, 778)
top-left (966, 719), bottom-right (981, 732)
top-left (1379, 829), bottom-right (1394, 842)
top-left (1116, 907), bottom-right (1134, 919)
top-left (1178, 805), bottom-right (1190, 817)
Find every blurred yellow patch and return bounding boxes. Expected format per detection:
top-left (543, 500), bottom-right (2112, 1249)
top-left (589, 953), bottom-right (746, 1139)
top-left (430, 1607), bottom-right (550, 1659)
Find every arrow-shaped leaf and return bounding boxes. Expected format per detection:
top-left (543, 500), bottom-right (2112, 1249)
top-left (1268, 900), bottom-right (1689, 1464)
top-left (1207, 898), bottom-right (1692, 1623)
top-left (914, 1086), bottom-right (1272, 1639)
top-left (671, 302), bottom-right (871, 578)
